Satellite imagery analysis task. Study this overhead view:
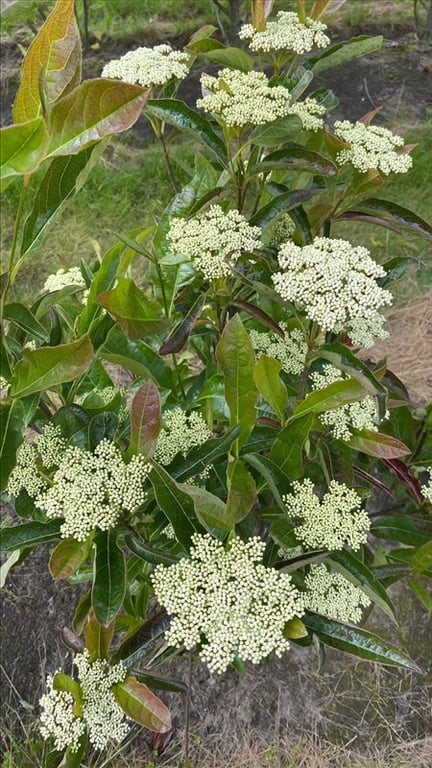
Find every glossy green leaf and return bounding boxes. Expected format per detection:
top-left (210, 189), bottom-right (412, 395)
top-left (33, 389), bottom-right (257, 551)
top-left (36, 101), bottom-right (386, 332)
top-left (347, 430), bottom-right (410, 459)
top-left (283, 617), bottom-right (308, 639)
top-left (21, 147), bottom-right (98, 256)
top-left (226, 459), bottom-right (256, 525)
top-left (101, 329), bottom-right (175, 391)
top-left (13, 0), bottom-right (81, 122)
top-left (0, 401), bottom-right (25, 490)
top-left (84, 615), bottom-right (115, 661)
top-left (216, 315), bottom-right (257, 455)
top-left (73, 589), bottom-right (92, 634)
top-left (4, 302), bottom-right (49, 341)
top-left (53, 672), bottom-right (83, 714)
top-left (129, 380), bottom-right (161, 458)
top-left (132, 671), bottom-right (187, 693)
top-left (180, 484), bottom-right (231, 531)
top-left (202, 46), bottom-right (254, 71)
top-left (113, 676), bottom-right (172, 732)
top-left (46, 79), bottom-right (148, 158)
top-left (250, 115), bottom-right (303, 147)
top-left (77, 240), bottom-right (125, 334)
top-left (270, 413), bottom-right (314, 480)
top-left (169, 427), bottom-right (240, 482)
top-left (88, 411), bottom-right (118, 451)
top-left (92, 530), bottom-right (126, 625)
top-left (52, 404), bottom-right (90, 448)
top-left (58, 734), bottom-right (87, 768)
top-left (292, 378), bottom-right (367, 420)
top-left (10, 335), bottom-right (94, 398)
top-left (371, 516), bottom-right (431, 548)
top-left (244, 453), bottom-right (292, 510)
top-left (250, 188), bottom-right (320, 228)
top-left (0, 118), bottom-right (48, 180)
top-left (254, 145), bottom-right (337, 177)
top-left (269, 518), bottom-right (297, 549)
top-left (146, 98), bottom-right (227, 163)
top-left (0, 520), bottom-right (62, 552)
top-left (307, 35), bottom-right (383, 73)
top-left (347, 198), bottom-right (432, 241)
top-left (412, 541), bottom-right (432, 574)
top-left (254, 355), bottom-right (288, 422)
top-left (328, 550), bottom-right (396, 621)
top-left (378, 256), bottom-right (414, 287)
top-left (49, 535), bottom-right (93, 580)
top-left (149, 463), bottom-right (201, 549)
top-left (96, 278), bottom-right (168, 339)
top-left (125, 534), bottom-right (177, 566)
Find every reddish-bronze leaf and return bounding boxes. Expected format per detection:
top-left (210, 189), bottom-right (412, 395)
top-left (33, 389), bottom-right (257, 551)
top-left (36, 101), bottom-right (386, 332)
top-left (113, 676), bottom-right (172, 733)
top-left (129, 380), bottom-right (161, 458)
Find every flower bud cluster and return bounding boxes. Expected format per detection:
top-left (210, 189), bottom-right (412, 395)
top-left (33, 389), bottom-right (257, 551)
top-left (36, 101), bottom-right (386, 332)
top-left (154, 408), bottom-right (211, 466)
top-left (102, 44), bottom-right (190, 87)
top-left (40, 651), bottom-right (129, 752)
top-left (421, 468), bottom-right (432, 503)
top-left (289, 97), bottom-right (326, 131)
top-left (197, 69), bottom-right (291, 128)
top-left (304, 563), bottom-right (371, 623)
top-left (283, 479), bottom-right (370, 551)
top-left (7, 425), bottom-right (67, 499)
top-left (239, 11), bottom-right (330, 54)
top-left (37, 440), bottom-right (150, 541)
top-left (167, 205), bottom-right (262, 280)
top-left (310, 364), bottom-right (381, 441)
top-left (272, 237), bottom-right (392, 348)
top-left (249, 323), bottom-right (307, 375)
top-left (334, 120), bottom-right (413, 175)
top-left (151, 534), bottom-right (304, 674)
top-left (43, 267), bottom-right (86, 294)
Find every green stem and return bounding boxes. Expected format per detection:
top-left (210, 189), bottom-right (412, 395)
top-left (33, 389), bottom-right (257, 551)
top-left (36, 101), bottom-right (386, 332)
top-left (171, 352), bottom-right (186, 400)
top-left (159, 132), bottom-right (179, 194)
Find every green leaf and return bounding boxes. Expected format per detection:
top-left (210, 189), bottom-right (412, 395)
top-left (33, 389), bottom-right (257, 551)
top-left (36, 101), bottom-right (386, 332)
top-left (250, 115), bottom-right (303, 147)
top-left (49, 535), bottom-right (93, 580)
top-left (132, 671), bottom-right (187, 693)
top-left (88, 411), bottom-right (118, 451)
top-left (283, 617), bottom-right (308, 639)
top-left (112, 676), bottom-right (172, 732)
top-left (314, 342), bottom-right (387, 422)
top-left (307, 35), bottom-right (383, 74)
top-left (96, 278), bottom-right (168, 339)
top-left (412, 541), bottom-right (432, 574)
top-left (0, 520), bottom-right (62, 552)
top-left (371, 516), bottom-right (431, 548)
top-left (201, 46), bottom-right (254, 71)
top-left (21, 147), bottom-right (97, 256)
top-left (84, 614), bottom-right (115, 660)
top-left (253, 355), bottom-right (288, 422)
top-left (101, 328), bottom-right (175, 391)
top-left (244, 453), bottom-right (292, 510)
top-left (270, 413), bottom-right (314, 480)
top-left (4, 302), bottom-right (49, 341)
top-left (407, 577), bottom-right (432, 611)
top-left (58, 734), bottom-right (87, 768)
top-left (92, 530), bottom-right (126, 625)
top-left (292, 379), bottom-right (367, 420)
top-left (13, 0), bottom-right (81, 123)
top-left (345, 198), bottom-right (432, 242)
top-left (46, 79), bottom-right (148, 158)
top-left (226, 459), bottom-right (256, 525)
top-left (169, 427), bottom-right (240, 482)
top-left (145, 98), bottom-right (227, 164)
top-left (124, 534), bottom-right (177, 566)
top-left (0, 119), bottom-right (48, 180)
top-left (0, 549), bottom-right (22, 589)
top-left (53, 672), bottom-right (83, 714)
top-left (379, 256), bottom-right (414, 288)
top-left (73, 589), bottom-right (92, 634)
top-left (347, 430), bottom-right (410, 459)
top-left (269, 518), bottom-right (297, 549)
top-left (0, 402), bottom-right (25, 490)
top-left (215, 315), bottom-right (257, 455)
top-left (129, 380), bottom-right (161, 459)
top-left (180, 484), bottom-right (231, 531)
top-left (303, 613), bottom-right (419, 669)
top-left (253, 145), bottom-right (337, 177)
top-left (250, 188), bottom-right (320, 228)
top-left (328, 550), bottom-right (396, 622)
top-left (149, 463), bottom-right (201, 549)
top-left (10, 335), bottom-right (94, 398)
top-left (159, 294), bottom-right (205, 355)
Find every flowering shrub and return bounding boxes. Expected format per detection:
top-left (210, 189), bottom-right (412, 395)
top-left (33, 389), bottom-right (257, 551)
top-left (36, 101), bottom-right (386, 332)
top-left (1, 0), bottom-right (432, 763)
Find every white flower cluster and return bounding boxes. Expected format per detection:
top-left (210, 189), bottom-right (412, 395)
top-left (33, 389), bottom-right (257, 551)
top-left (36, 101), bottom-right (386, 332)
top-left (197, 69), bottom-right (290, 128)
top-left (272, 237), bottom-right (392, 348)
top-left (283, 479), bottom-right (370, 551)
top-left (334, 120), bottom-right (413, 175)
top-left (102, 44), bottom-right (190, 87)
top-left (152, 534), bottom-right (304, 674)
top-left (239, 11), bottom-right (330, 54)
top-left (310, 364), bottom-right (380, 441)
top-left (7, 425), bottom-right (67, 499)
top-left (43, 267), bottom-right (86, 294)
top-left (249, 323), bottom-right (307, 375)
top-left (37, 440), bottom-right (150, 541)
top-left (167, 205), bottom-right (262, 280)
top-left (40, 651), bottom-right (129, 752)
top-left (289, 97), bottom-right (326, 131)
top-left (154, 408), bottom-right (211, 466)
top-left (421, 468), bottom-right (432, 503)
top-left (304, 563), bottom-right (371, 623)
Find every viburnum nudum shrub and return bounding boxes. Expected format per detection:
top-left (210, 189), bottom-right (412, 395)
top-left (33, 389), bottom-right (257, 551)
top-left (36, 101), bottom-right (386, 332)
top-left (1, 0), bottom-right (432, 763)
